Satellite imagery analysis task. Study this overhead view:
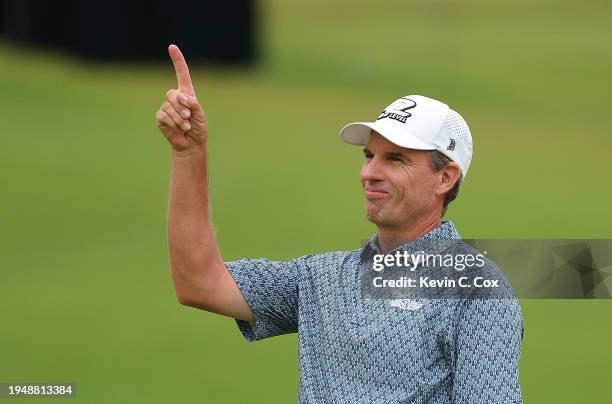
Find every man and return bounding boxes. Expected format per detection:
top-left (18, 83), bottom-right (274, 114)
top-left (156, 44), bottom-right (524, 403)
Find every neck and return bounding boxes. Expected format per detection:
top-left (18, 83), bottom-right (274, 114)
top-left (376, 210), bottom-right (442, 254)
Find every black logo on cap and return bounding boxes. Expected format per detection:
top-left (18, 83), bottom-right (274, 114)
top-left (377, 97), bottom-right (417, 123)
top-left (447, 138), bottom-right (456, 151)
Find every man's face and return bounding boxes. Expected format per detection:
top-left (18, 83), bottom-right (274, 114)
top-left (360, 132), bottom-right (442, 229)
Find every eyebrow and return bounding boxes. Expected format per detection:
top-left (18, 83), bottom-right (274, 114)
top-left (362, 147), bottom-right (409, 160)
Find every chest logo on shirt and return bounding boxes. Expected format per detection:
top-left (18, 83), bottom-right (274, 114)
top-left (388, 299), bottom-right (424, 311)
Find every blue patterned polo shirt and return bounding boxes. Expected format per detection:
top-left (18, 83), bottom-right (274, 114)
top-left (225, 220), bottom-right (523, 403)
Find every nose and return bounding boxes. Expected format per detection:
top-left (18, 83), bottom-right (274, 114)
top-left (360, 155), bottom-right (385, 186)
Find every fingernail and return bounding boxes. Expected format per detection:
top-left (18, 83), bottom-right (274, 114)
top-left (181, 109), bottom-right (190, 118)
top-left (180, 95), bottom-right (188, 104)
top-left (183, 122), bottom-right (191, 130)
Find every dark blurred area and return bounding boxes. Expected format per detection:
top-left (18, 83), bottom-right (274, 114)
top-left (2, 0), bottom-right (612, 402)
top-left (0, 0), bottom-right (257, 64)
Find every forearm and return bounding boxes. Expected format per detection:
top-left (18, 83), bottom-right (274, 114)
top-left (167, 147), bottom-right (224, 303)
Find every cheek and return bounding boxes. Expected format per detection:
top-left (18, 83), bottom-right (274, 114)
top-left (387, 172), bottom-right (407, 200)
top-left (394, 167), bottom-right (415, 198)
top-left (394, 167), bottom-right (434, 200)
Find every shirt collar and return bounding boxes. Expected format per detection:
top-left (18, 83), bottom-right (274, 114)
top-left (360, 220), bottom-right (462, 261)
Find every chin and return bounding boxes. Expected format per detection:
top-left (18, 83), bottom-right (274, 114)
top-left (365, 210), bottom-right (386, 226)
top-left (366, 208), bottom-right (403, 228)
top-left (365, 203), bottom-right (383, 220)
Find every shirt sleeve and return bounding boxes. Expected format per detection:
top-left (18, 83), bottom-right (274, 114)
top-left (224, 255), bottom-right (311, 342)
top-left (451, 298), bottom-right (524, 403)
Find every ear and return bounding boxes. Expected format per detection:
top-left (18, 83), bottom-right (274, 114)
top-left (435, 162), bottom-right (461, 196)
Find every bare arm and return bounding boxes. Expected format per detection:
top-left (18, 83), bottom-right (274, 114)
top-left (156, 44), bottom-right (254, 323)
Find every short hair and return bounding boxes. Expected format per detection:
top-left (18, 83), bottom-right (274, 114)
top-left (429, 151), bottom-right (462, 217)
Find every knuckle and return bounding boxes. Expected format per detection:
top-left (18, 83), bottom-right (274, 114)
top-left (168, 107), bottom-right (180, 118)
top-left (162, 103), bottom-right (175, 115)
top-left (156, 112), bottom-right (165, 128)
top-left (160, 114), bottom-right (175, 128)
top-left (157, 109), bottom-right (168, 119)
top-left (175, 93), bottom-right (188, 106)
top-left (171, 95), bottom-right (183, 108)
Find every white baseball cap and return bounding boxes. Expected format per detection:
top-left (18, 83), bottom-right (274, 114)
top-left (339, 95), bottom-right (473, 178)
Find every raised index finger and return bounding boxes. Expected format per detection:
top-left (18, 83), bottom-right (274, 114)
top-left (168, 44), bottom-right (195, 95)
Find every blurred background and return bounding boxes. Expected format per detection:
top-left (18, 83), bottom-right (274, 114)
top-left (1, 0), bottom-right (611, 402)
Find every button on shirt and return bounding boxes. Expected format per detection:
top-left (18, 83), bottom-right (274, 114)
top-left (225, 220), bottom-right (524, 403)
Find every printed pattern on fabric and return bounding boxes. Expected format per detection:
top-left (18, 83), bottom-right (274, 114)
top-left (225, 221), bottom-right (524, 403)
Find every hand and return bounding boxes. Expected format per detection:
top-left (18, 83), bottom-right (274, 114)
top-left (156, 44), bottom-right (208, 153)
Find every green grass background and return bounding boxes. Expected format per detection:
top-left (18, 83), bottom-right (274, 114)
top-left (1, 0), bottom-right (611, 402)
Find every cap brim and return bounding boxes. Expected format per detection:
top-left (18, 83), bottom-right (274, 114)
top-left (339, 121), bottom-right (434, 150)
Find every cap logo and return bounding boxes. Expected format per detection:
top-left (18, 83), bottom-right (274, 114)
top-left (377, 97), bottom-right (416, 124)
top-left (447, 138), bottom-right (456, 151)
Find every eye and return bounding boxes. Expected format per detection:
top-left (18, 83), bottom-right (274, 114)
top-left (364, 152), bottom-right (373, 160)
top-left (388, 155), bottom-right (403, 162)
